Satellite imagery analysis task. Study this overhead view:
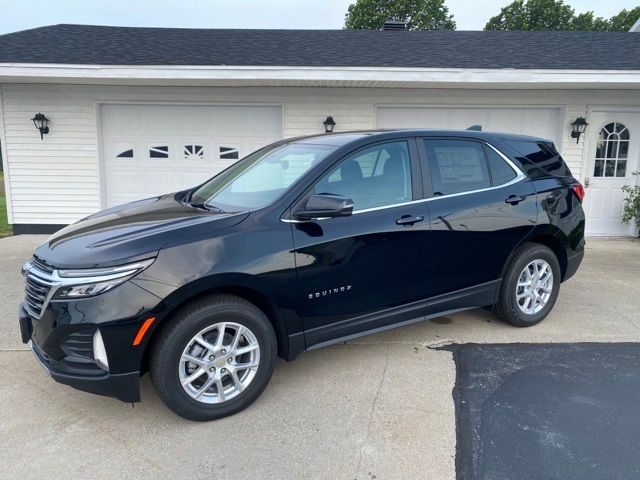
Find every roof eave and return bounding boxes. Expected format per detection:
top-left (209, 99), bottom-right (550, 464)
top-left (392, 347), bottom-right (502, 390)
top-left (0, 64), bottom-right (639, 89)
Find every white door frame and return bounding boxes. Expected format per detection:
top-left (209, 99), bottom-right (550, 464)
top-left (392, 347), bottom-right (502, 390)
top-left (95, 101), bottom-right (285, 209)
top-left (582, 105), bottom-right (640, 236)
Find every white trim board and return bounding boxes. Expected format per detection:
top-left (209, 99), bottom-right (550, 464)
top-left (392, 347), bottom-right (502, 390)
top-left (1, 64), bottom-right (640, 87)
top-left (0, 86), bottom-right (13, 223)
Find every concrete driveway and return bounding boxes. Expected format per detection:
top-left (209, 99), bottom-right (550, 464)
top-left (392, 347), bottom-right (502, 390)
top-left (1, 236), bottom-right (639, 480)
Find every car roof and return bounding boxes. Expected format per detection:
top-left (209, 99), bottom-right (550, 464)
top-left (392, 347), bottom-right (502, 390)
top-left (288, 129), bottom-right (552, 147)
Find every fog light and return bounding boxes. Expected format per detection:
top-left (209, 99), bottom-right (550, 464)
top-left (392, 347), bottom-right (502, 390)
top-left (93, 329), bottom-right (109, 371)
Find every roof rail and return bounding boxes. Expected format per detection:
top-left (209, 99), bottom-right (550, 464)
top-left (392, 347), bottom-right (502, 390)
top-left (466, 125), bottom-right (482, 131)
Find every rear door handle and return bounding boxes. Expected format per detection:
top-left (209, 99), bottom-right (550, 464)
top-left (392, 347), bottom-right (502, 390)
top-left (396, 215), bottom-right (424, 226)
top-left (505, 195), bottom-right (526, 205)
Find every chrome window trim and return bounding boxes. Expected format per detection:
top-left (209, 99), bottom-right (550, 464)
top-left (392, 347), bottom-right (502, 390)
top-left (281, 141), bottom-right (526, 223)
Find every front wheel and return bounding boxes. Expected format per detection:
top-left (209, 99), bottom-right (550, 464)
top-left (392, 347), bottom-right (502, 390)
top-left (496, 243), bottom-right (561, 327)
top-left (150, 294), bottom-right (277, 421)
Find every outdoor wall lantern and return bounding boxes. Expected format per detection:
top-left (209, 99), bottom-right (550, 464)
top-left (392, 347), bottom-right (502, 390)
top-left (323, 116), bottom-right (336, 133)
top-left (32, 113), bottom-right (50, 140)
top-left (570, 117), bottom-right (588, 144)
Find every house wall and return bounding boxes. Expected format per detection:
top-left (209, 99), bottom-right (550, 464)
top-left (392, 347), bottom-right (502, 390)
top-left (0, 83), bottom-right (638, 226)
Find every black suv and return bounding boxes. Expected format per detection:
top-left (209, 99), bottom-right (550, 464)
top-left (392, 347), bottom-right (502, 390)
top-left (19, 130), bottom-right (585, 421)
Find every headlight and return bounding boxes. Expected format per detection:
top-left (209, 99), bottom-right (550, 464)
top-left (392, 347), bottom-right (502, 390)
top-left (54, 258), bottom-right (155, 299)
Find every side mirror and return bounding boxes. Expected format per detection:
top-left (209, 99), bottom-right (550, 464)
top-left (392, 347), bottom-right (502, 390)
top-left (293, 193), bottom-right (354, 220)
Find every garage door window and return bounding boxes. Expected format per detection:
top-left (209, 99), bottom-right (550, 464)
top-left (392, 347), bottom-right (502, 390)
top-left (424, 140), bottom-right (491, 195)
top-left (116, 149), bottom-right (134, 158)
top-left (220, 146), bottom-right (239, 160)
top-left (184, 144), bottom-right (205, 160)
top-left (149, 146), bottom-right (169, 158)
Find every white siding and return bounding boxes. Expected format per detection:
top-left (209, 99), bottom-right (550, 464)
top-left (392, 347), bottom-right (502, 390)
top-left (1, 84), bottom-right (638, 225)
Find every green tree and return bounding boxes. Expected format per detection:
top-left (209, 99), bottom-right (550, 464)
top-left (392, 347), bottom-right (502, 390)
top-left (608, 7), bottom-right (640, 31)
top-left (485, 0), bottom-right (640, 31)
top-left (344, 0), bottom-right (456, 30)
top-left (569, 12), bottom-right (608, 31)
top-left (485, 0), bottom-right (574, 30)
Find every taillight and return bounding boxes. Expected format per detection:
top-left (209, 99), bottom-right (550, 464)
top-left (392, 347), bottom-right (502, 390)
top-left (571, 183), bottom-right (585, 203)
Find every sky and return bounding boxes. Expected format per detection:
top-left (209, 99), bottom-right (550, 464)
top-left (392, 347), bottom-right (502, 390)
top-left (0, 0), bottom-right (637, 35)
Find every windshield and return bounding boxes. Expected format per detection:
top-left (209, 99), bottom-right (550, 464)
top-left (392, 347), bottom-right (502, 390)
top-left (189, 143), bottom-right (336, 210)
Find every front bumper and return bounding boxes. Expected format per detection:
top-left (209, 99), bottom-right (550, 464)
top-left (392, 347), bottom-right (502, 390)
top-left (30, 339), bottom-right (141, 402)
top-left (18, 281), bottom-right (164, 403)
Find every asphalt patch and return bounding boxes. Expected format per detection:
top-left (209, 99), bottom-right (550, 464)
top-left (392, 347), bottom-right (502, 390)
top-left (443, 343), bottom-right (640, 480)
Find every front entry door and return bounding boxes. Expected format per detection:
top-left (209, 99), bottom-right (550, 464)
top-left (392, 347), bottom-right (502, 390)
top-left (583, 111), bottom-right (640, 236)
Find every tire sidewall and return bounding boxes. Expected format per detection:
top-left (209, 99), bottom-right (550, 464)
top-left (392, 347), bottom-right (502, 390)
top-left (501, 245), bottom-right (561, 327)
top-left (154, 303), bottom-right (276, 421)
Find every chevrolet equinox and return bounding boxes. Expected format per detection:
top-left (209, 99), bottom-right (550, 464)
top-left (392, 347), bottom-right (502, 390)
top-left (19, 130), bottom-right (585, 421)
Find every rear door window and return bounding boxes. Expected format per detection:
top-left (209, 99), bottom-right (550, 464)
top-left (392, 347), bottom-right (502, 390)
top-left (486, 146), bottom-right (517, 185)
top-left (423, 139), bottom-right (491, 195)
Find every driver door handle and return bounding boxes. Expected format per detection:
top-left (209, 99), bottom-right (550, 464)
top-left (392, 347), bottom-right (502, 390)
top-left (505, 195), bottom-right (526, 205)
top-left (396, 215), bottom-right (424, 226)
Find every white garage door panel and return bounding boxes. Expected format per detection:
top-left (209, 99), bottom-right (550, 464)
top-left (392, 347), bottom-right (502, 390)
top-left (377, 106), bottom-right (561, 144)
top-left (101, 104), bottom-right (283, 207)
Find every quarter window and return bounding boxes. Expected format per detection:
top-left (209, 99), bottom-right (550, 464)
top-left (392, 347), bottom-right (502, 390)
top-left (594, 122), bottom-right (629, 178)
top-left (314, 141), bottom-right (412, 211)
top-left (423, 140), bottom-right (490, 195)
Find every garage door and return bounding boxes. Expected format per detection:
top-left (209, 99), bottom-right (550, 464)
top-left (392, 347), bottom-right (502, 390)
top-left (101, 104), bottom-right (283, 207)
top-left (377, 106), bottom-right (561, 144)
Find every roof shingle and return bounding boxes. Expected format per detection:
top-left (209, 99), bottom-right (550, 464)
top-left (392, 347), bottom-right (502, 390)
top-left (0, 24), bottom-right (639, 70)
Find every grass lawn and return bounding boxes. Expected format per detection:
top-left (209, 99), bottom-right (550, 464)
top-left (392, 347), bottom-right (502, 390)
top-left (0, 173), bottom-right (12, 238)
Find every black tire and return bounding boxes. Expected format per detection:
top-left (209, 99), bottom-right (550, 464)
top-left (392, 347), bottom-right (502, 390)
top-left (495, 243), bottom-right (561, 327)
top-left (150, 294), bottom-right (277, 421)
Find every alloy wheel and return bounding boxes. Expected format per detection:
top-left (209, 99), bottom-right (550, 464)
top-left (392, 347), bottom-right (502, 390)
top-left (179, 322), bottom-right (260, 404)
top-left (516, 259), bottom-right (554, 315)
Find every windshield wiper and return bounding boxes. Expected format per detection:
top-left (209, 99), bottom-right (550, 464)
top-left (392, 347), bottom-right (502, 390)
top-left (182, 190), bottom-right (224, 212)
top-left (186, 202), bottom-right (223, 213)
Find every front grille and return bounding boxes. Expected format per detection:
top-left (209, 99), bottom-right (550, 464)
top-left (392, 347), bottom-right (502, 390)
top-left (61, 330), bottom-right (94, 359)
top-left (23, 260), bottom-right (56, 319)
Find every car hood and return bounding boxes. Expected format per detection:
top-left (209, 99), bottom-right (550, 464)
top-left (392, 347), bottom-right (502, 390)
top-left (34, 194), bottom-right (250, 269)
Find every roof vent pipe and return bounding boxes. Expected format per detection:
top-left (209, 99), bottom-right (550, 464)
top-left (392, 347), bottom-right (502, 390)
top-left (382, 20), bottom-right (407, 31)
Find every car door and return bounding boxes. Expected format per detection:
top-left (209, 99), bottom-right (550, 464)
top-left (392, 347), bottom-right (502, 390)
top-left (419, 138), bottom-right (537, 308)
top-left (290, 138), bottom-right (431, 347)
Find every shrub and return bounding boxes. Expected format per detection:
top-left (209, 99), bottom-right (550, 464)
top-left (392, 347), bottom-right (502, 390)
top-left (621, 171), bottom-right (640, 233)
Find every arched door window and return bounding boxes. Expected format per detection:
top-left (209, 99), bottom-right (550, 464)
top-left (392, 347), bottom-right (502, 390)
top-left (594, 122), bottom-right (629, 177)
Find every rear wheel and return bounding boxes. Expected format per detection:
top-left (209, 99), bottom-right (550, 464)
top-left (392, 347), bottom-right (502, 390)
top-left (496, 243), bottom-right (561, 327)
top-left (150, 294), bottom-right (277, 421)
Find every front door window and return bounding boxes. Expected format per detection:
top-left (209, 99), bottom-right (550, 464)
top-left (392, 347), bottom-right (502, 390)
top-left (594, 122), bottom-right (629, 178)
top-left (314, 140), bottom-right (413, 211)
